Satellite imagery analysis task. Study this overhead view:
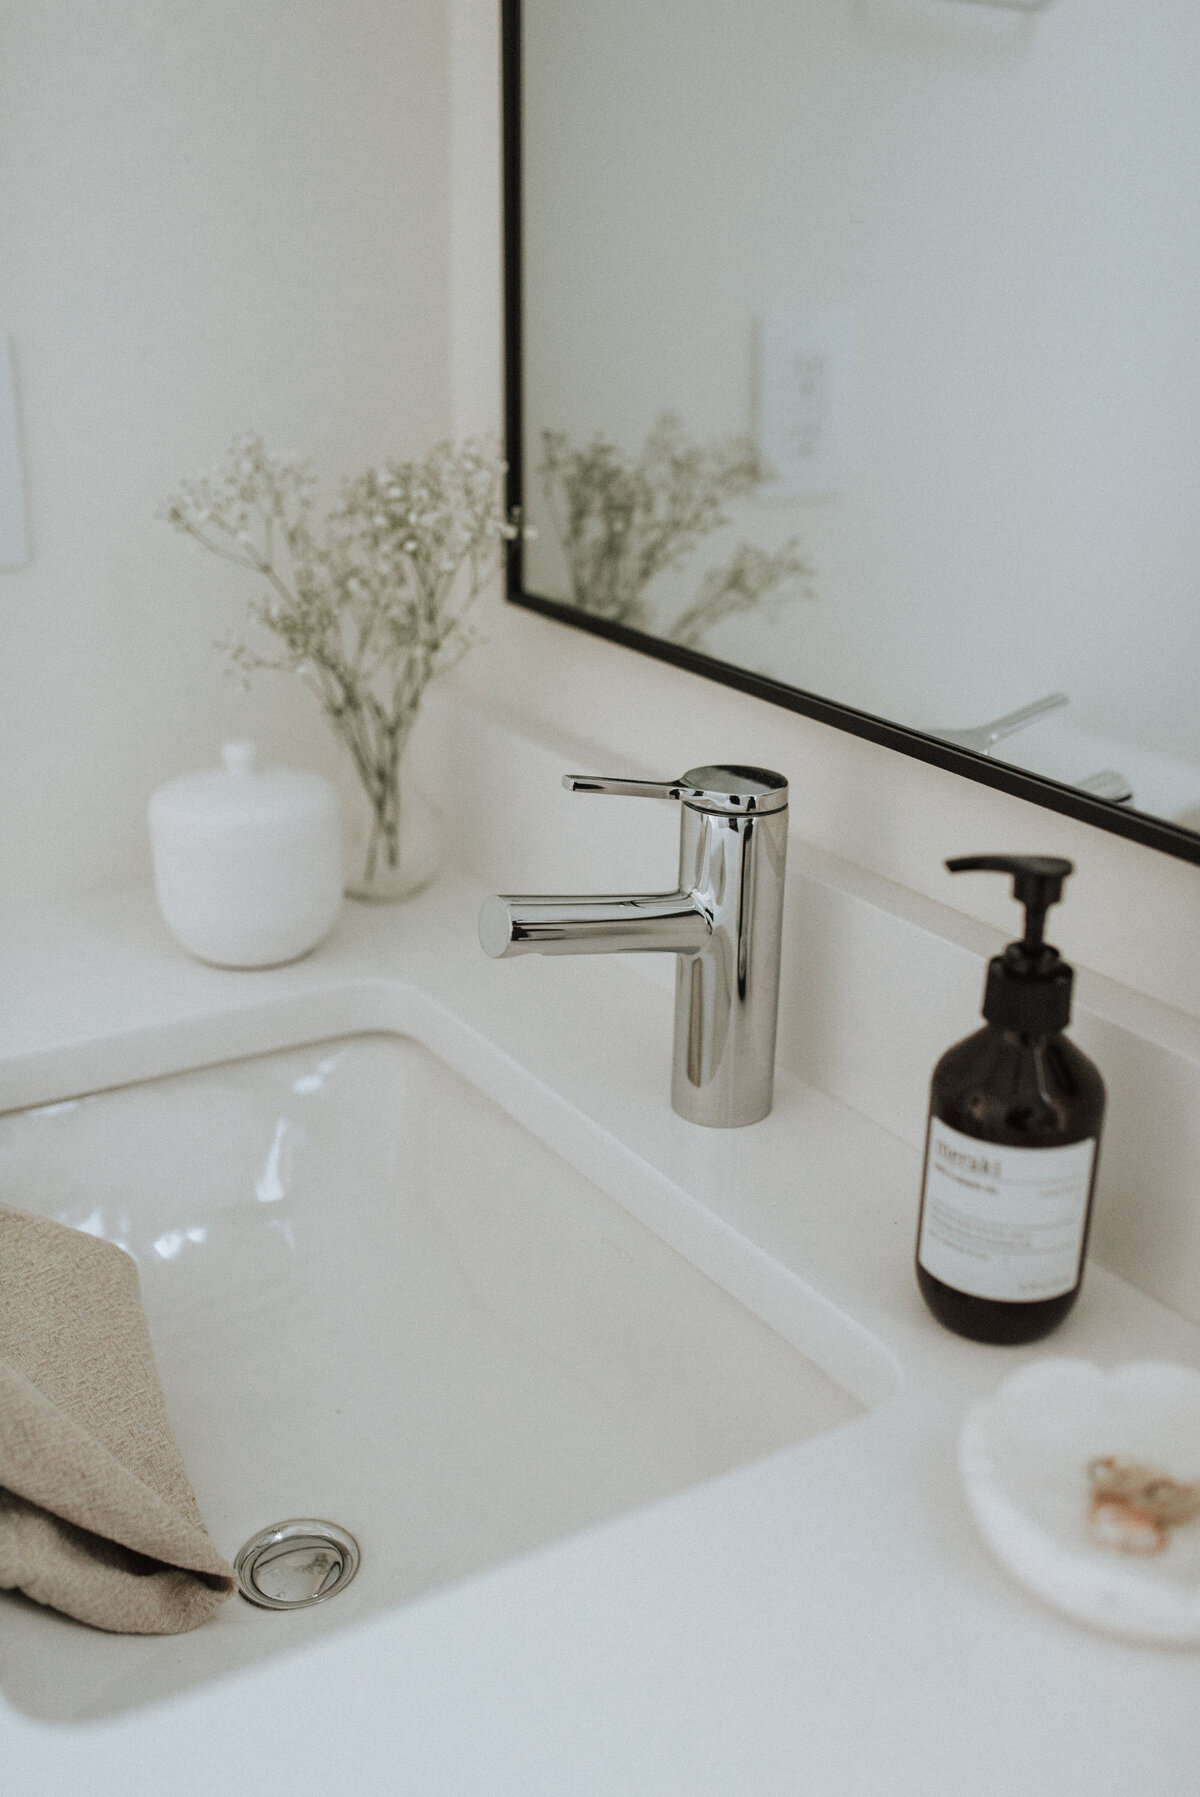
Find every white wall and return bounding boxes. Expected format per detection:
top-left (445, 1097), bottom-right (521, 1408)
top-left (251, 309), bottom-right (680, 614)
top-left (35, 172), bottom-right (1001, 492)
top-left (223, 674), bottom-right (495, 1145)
top-left (0, 0), bottom-right (451, 904)
top-left (447, 0), bottom-right (1200, 1026)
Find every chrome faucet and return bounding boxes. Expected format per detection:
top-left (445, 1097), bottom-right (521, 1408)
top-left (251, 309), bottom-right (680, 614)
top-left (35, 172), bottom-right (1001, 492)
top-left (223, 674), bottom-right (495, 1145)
top-left (478, 765), bottom-right (789, 1128)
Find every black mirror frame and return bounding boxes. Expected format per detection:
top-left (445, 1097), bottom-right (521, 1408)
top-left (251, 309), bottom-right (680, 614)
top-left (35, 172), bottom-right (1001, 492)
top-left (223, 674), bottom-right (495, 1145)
top-left (500, 0), bottom-right (1200, 868)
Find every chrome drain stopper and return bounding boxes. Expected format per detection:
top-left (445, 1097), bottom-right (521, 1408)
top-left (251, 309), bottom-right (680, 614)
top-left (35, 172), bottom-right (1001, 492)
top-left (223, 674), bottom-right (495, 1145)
top-left (234, 1519), bottom-right (360, 1611)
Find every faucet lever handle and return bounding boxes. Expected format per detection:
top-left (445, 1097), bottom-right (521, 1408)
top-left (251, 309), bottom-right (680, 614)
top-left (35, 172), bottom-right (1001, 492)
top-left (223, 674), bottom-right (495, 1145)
top-left (562, 774), bottom-right (682, 801)
top-left (565, 766), bottom-right (789, 815)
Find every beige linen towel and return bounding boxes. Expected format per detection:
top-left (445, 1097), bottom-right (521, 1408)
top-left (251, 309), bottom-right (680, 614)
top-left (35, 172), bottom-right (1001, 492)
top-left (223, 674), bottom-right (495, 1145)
top-left (0, 1204), bottom-right (235, 1633)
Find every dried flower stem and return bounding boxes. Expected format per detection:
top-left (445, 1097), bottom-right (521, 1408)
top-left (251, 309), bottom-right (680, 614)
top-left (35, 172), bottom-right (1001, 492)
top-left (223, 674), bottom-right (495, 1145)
top-left (538, 412), bottom-right (812, 644)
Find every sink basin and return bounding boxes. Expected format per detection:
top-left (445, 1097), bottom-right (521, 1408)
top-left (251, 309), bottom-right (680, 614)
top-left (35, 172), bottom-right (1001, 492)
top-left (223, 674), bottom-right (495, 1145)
top-left (0, 1031), bottom-right (877, 1722)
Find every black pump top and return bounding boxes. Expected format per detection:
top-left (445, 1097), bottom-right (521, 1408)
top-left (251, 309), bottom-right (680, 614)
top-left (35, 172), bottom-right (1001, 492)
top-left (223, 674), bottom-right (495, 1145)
top-left (947, 854), bottom-right (1076, 1035)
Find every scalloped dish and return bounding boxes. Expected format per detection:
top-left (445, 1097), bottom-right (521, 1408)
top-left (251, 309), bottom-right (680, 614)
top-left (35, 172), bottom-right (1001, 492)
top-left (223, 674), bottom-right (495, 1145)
top-left (959, 1360), bottom-right (1200, 1646)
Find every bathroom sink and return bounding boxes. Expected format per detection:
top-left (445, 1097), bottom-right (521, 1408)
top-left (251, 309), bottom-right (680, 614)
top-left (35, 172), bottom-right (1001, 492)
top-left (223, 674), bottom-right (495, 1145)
top-left (0, 1032), bottom-right (870, 1722)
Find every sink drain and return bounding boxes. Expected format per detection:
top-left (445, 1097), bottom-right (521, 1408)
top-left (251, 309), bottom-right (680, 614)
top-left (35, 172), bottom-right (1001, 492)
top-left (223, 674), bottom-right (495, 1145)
top-left (234, 1519), bottom-right (360, 1611)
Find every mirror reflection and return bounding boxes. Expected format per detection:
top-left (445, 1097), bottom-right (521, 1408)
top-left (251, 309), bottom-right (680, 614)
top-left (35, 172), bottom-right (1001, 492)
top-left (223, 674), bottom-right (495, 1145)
top-left (517, 0), bottom-right (1200, 838)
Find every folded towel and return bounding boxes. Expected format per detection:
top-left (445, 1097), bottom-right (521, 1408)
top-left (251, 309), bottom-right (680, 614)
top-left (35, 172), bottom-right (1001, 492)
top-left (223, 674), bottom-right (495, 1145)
top-left (0, 1204), bottom-right (235, 1633)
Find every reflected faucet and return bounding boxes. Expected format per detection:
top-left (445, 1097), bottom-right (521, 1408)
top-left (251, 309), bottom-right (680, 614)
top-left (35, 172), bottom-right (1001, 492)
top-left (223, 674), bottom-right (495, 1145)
top-left (932, 692), bottom-right (1134, 805)
top-left (478, 766), bottom-right (789, 1128)
top-left (933, 691), bottom-right (1069, 755)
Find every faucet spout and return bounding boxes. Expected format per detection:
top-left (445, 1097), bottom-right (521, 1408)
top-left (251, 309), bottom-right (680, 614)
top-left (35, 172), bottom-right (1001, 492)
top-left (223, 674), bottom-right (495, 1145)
top-left (479, 892), bottom-right (710, 959)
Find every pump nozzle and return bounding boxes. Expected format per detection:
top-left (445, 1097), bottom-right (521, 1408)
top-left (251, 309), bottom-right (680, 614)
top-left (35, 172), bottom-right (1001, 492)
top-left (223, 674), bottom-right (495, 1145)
top-left (946, 854), bottom-right (1073, 949)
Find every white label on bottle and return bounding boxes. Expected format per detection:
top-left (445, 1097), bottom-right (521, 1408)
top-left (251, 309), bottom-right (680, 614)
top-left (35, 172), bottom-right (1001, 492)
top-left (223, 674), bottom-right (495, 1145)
top-left (917, 1118), bottom-right (1096, 1304)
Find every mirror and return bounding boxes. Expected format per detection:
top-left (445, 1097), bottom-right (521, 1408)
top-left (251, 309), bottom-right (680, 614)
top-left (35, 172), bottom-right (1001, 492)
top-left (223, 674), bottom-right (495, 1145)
top-left (504, 0), bottom-right (1200, 864)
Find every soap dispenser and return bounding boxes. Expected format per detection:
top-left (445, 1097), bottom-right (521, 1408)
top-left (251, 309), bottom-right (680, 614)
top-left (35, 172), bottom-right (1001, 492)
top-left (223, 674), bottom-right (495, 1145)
top-left (915, 855), bottom-right (1105, 1345)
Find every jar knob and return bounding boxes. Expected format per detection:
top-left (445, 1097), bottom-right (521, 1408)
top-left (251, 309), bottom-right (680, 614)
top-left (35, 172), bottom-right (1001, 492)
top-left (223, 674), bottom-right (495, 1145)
top-left (222, 741), bottom-right (257, 776)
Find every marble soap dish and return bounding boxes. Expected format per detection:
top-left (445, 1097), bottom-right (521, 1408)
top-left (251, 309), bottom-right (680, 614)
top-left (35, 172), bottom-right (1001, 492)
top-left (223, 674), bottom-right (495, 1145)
top-left (959, 1359), bottom-right (1200, 1645)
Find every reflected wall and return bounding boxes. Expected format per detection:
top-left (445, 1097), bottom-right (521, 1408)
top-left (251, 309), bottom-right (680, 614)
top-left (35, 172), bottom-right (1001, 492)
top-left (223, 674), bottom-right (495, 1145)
top-left (518, 0), bottom-right (1200, 833)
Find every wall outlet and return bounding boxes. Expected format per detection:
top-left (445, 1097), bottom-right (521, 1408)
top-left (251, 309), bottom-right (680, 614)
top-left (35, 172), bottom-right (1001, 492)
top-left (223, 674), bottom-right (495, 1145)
top-left (756, 308), bottom-right (853, 500)
top-left (0, 336), bottom-right (28, 568)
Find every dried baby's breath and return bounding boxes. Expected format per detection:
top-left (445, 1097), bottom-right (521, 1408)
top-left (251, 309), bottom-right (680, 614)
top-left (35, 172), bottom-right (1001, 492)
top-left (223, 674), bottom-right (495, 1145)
top-left (163, 433), bottom-right (516, 888)
top-left (539, 412), bottom-right (812, 644)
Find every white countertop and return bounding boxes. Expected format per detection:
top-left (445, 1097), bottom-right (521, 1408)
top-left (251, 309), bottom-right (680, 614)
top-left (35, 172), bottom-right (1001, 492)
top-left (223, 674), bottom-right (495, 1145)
top-left (2, 877), bottom-right (1198, 1796)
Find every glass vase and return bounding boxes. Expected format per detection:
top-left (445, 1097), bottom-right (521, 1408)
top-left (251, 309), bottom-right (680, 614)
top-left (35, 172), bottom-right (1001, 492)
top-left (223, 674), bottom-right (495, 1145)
top-left (342, 730), bottom-right (436, 904)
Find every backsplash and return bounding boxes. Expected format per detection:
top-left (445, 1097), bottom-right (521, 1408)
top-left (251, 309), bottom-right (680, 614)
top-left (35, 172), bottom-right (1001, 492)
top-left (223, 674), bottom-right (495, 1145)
top-left (415, 683), bottom-right (1200, 1331)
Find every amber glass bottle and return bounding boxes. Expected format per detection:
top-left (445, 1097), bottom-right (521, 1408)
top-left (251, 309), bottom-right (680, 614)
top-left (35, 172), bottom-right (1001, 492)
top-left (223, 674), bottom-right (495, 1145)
top-left (915, 856), bottom-right (1105, 1346)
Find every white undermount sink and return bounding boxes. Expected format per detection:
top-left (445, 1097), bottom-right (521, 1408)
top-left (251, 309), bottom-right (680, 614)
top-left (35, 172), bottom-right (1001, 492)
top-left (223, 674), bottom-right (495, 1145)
top-left (0, 1028), bottom-right (888, 1723)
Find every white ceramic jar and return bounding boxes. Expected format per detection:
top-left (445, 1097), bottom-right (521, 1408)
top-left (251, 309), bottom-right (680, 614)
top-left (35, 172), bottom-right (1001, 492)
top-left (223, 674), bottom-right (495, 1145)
top-left (148, 742), bottom-right (342, 967)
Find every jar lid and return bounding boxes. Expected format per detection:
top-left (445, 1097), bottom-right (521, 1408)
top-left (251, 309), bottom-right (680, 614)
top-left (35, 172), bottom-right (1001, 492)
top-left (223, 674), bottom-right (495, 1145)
top-left (149, 742), bottom-right (335, 827)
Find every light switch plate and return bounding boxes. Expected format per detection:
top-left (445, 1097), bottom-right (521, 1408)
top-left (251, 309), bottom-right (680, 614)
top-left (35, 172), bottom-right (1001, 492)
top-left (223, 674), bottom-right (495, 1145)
top-left (756, 308), bottom-right (853, 501)
top-left (0, 335), bottom-right (29, 568)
